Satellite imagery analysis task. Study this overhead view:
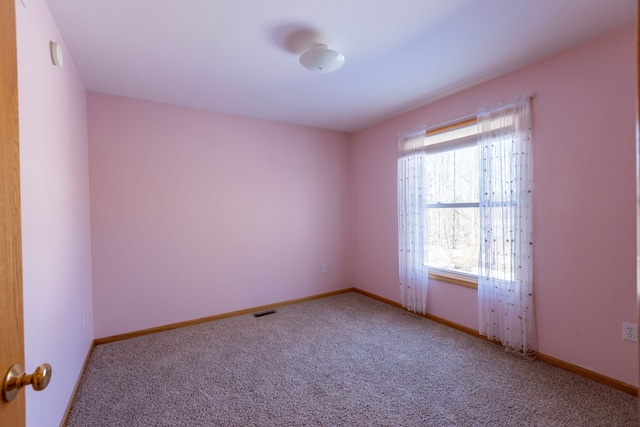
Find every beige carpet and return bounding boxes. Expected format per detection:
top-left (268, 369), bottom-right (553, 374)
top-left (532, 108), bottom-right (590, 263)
top-left (66, 292), bottom-right (638, 426)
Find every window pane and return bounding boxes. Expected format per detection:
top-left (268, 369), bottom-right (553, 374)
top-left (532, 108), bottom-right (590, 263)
top-left (425, 207), bottom-right (479, 275)
top-left (424, 145), bottom-right (478, 204)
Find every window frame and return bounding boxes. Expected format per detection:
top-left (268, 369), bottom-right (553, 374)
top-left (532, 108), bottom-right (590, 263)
top-left (423, 118), bottom-right (480, 289)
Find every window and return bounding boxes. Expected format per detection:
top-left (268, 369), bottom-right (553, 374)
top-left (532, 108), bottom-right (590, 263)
top-left (422, 119), bottom-right (480, 286)
top-left (398, 96), bottom-right (534, 348)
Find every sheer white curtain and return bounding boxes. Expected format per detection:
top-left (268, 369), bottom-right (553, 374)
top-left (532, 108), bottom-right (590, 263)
top-left (477, 96), bottom-right (536, 354)
top-left (398, 129), bottom-right (429, 314)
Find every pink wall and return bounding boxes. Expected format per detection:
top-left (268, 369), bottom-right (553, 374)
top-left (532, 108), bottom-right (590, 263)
top-left (16, 0), bottom-right (94, 426)
top-left (88, 93), bottom-right (352, 338)
top-left (352, 26), bottom-right (638, 386)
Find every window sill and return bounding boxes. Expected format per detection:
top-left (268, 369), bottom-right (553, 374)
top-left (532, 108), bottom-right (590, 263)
top-left (428, 269), bottom-right (478, 289)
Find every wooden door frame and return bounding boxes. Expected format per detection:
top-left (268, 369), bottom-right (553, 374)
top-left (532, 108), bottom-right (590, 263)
top-left (0, 0), bottom-right (26, 425)
top-left (637, 0), bottom-right (640, 416)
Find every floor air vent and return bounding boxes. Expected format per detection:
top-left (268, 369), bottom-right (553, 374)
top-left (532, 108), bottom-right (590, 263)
top-left (253, 309), bottom-right (277, 318)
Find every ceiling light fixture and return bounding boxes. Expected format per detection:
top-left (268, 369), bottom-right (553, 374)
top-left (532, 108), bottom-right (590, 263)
top-left (299, 44), bottom-right (345, 73)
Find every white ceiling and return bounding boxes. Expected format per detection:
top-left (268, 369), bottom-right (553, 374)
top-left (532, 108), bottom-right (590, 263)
top-left (44, 0), bottom-right (635, 132)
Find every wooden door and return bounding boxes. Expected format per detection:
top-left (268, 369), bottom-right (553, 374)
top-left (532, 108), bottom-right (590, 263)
top-left (0, 0), bottom-right (26, 425)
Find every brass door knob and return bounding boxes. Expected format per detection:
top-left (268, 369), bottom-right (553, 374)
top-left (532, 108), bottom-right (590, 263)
top-left (2, 363), bottom-right (52, 402)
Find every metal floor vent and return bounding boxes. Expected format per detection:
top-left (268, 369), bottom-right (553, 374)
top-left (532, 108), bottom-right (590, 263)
top-left (253, 309), bottom-right (277, 318)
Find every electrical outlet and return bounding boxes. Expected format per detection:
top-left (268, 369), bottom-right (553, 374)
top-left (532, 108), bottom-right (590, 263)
top-left (622, 322), bottom-right (637, 342)
top-left (81, 312), bottom-right (85, 329)
top-left (322, 264), bottom-right (328, 273)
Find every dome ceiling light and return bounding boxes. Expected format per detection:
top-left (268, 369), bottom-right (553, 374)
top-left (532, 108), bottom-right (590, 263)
top-left (299, 44), bottom-right (345, 73)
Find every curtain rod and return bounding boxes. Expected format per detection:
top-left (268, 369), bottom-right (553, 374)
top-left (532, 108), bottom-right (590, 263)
top-left (399, 92), bottom-right (536, 138)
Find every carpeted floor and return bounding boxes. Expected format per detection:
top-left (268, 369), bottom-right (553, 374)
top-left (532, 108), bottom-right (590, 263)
top-left (66, 292), bottom-right (638, 426)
